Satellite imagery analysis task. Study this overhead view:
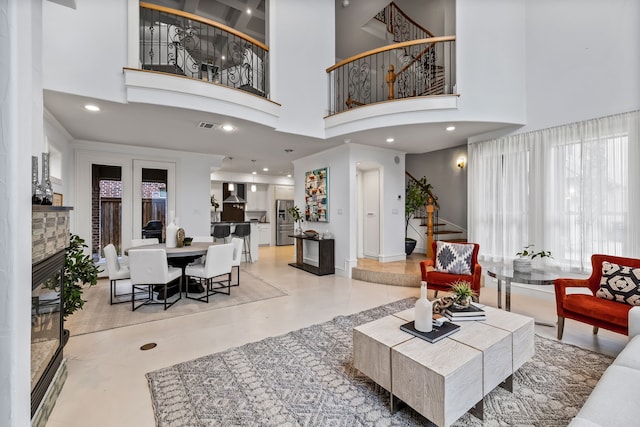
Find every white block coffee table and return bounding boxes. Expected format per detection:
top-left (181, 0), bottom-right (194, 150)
top-left (353, 305), bottom-right (534, 427)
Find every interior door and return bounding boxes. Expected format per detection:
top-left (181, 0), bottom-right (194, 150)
top-left (363, 169), bottom-right (380, 258)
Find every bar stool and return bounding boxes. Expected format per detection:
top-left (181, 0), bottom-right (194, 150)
top-left (232, 223), bottom-right (252, 263)
top-left (212, 224), bottom-right (231, 243)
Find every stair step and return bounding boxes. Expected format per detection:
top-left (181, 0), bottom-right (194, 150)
top-left (431, 229), bottom-right (463, 235)
top-left (442, 238), bottom-right (467, 243)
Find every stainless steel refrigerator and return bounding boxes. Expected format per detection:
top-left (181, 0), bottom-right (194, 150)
top-left (275, 199), bottom-right (294, 245)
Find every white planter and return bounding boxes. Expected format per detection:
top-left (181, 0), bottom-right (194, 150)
top-left (513, 257), bottom-right (532, 273)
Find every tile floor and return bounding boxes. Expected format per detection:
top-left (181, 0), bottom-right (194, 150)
top-left (44, 246), bottom-right (629, 427)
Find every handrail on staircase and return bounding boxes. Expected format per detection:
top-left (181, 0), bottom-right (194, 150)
top-left (375, 2), bottom-right (435, 41)
top-left (406, 172), bottom-right (438, 258)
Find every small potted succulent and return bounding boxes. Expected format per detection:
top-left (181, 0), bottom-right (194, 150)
top-left (449, 280), bottom-right (477, 307)
top-left (514, 244), bottom-right (552, 273)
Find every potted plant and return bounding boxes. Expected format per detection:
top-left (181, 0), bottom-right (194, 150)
top-left (405, 176), bottom-right (438, 255)
top-left (44, 233), bottom-right (100, 344)
top-left (514, 244), bottom-right (552, 273)
top-left (288, 205), bottom-right (304, 234)
top-left (449, 280), bottom-right (477, 307)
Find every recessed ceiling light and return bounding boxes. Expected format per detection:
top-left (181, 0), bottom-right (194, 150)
top-left (84, 104), bottom-right (100, 112)
top-left (222, 124), bottom-right (234, 132)
top-left (246, 8), bottom-right (251, 14)
top-left (446, 126), bottom-right (456, 131)
top-left (287, 174), bottom-right (292, 178)
top-left (221, 55), bottom-right (226, 60)
top-left (386, 138), bottom-right (395, 143)
top-left (263, 167), bottom-right (269, 172)
top-left (252, 171), bottom-right (257, 175)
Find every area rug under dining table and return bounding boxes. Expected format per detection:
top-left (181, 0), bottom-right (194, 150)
top-left (146, 298), bottom-right (612, 426)
top-left (64, 269), bottom-right (287, 336)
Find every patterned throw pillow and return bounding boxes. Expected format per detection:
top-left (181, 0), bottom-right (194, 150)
top-left (434, 241), bottom-right (474, 275)
top-left (596, 261), bottom-right (640, 306)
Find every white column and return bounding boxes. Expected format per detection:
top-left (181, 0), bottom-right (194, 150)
top-left (0, 0), bottom-right (42, 425)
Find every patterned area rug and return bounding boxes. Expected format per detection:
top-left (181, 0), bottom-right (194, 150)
top-left (65, 269), bottom-right (287, 336)
top-left (146, 298), bottom-right (613, 426)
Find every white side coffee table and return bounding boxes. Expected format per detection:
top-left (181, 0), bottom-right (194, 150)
top-left (353, 305), bottom-right (534, 427)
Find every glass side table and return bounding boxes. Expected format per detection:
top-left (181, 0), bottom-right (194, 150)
top-left (487, 265), bottom-right (557, 326)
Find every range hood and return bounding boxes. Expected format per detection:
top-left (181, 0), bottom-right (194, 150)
top-left (223, 192), bottom-right (245, 203)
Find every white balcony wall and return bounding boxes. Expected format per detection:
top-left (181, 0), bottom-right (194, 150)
top-left (43, 0), bottom-right (128, 103)
top-left (455, 0), bottom-right (527, 125)
top-left (269, 0), bottom-right (334, 138)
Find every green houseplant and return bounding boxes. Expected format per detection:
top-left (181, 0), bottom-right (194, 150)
top-left (405, 176), bottom-right (438, 255)
top-left (45, 233), bottom-right (100, 320)
top-left (514, 244), bottom-right (552, 272)
top-left (288, 205), bottom-right (304, 234)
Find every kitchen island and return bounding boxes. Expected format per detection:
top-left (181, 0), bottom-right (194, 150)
top-left (210, 221), bottom-right (259, 262)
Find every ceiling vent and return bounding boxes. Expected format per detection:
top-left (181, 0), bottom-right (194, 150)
top-left (197, 121), bottom-right (217, 129)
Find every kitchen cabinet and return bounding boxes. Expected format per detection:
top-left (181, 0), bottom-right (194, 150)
top-left (258, 223), bottom-right (271, 246)
top-left (274, 185), bottom-right (294, 200)
top-left (245, 185), bottom-right (268, 210)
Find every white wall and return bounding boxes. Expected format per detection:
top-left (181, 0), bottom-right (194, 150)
top-left (406, 144), bottom-right (468, 229)
top-left (43, 0), bottom-right (128, 102)
top-left (468, 0), bottom-right (640, 145)
top-left (269, 0), bottom-right (335, 136)
top-left (293, 145), bottom-right (352, 275)
top-left (294, 143), bottom-right (406, 275)
top-left (44, 112), bottom-right (75, 207)
top-left (522, 0), bottom-right (639, 132)
top-left (74, 140), bottom-right (222, 253)
top-left (0, 0), bottom-right (40, 424)
top-left (350, 144), bottom-right (406, 262)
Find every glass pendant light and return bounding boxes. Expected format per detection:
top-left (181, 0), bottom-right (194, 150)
top-left (251, 160), bottom-right (257, 192)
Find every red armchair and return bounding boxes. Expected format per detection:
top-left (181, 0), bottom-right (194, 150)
top-left (419, 241), bottom-right (482, 300)
top-left (554, 254), bottom-right (640, 340)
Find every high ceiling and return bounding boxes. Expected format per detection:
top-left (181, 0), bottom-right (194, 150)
top-left (43, 0), bottom-right (513, 176)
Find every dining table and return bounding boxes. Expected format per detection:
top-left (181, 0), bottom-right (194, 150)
top-left (125, 242), bottom-right (214, 297)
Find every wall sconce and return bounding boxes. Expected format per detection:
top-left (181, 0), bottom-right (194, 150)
top-left (457, 157), bottom-right (466, 169)
top-left (228, 183), bottom-right (235, 191)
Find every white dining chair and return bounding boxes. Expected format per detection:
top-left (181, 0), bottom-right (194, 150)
top-left (185, 243), bottom-right (234, 303)
top-left (188, 236), bottom-right (214, 265)
top-left (230, 237), bottom-right (244, 286)
top-left (104, 243), bottom-right (139, 305)
top-left (128, 248), bottom-right (182, 311)
top-left (131, 238), bottom-right (159, 247)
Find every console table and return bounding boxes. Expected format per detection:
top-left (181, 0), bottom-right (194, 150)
top-left (288, 235), bottom-right (334, 275)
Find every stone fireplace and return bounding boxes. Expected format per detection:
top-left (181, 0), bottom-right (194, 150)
top-left (31, 206), bottom-right (72, 426)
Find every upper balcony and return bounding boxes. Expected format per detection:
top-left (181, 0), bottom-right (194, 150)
top-left (123, 2), bottom-right (280, 129)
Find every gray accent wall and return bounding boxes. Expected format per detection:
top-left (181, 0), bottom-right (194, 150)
top-left (406, 144), bottom-right (468, 230)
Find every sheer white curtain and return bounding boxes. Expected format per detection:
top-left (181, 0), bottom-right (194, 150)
top-left (469, 110), bottom-right (640, 273)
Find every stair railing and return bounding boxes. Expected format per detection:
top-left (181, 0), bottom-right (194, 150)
top-left (326, 36), bottom-right (455, 115)
top-left (139, 2), bottom-right (269, 98)
top-left (406, 172), bottom-right (439, 259)
top-left (375, 2), bottom-right (435, 43)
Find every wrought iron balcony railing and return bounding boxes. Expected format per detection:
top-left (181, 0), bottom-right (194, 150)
top-left (326, 36), bottom-right (456, 115)
top-left (139, 2), bottom-right (269, 98)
